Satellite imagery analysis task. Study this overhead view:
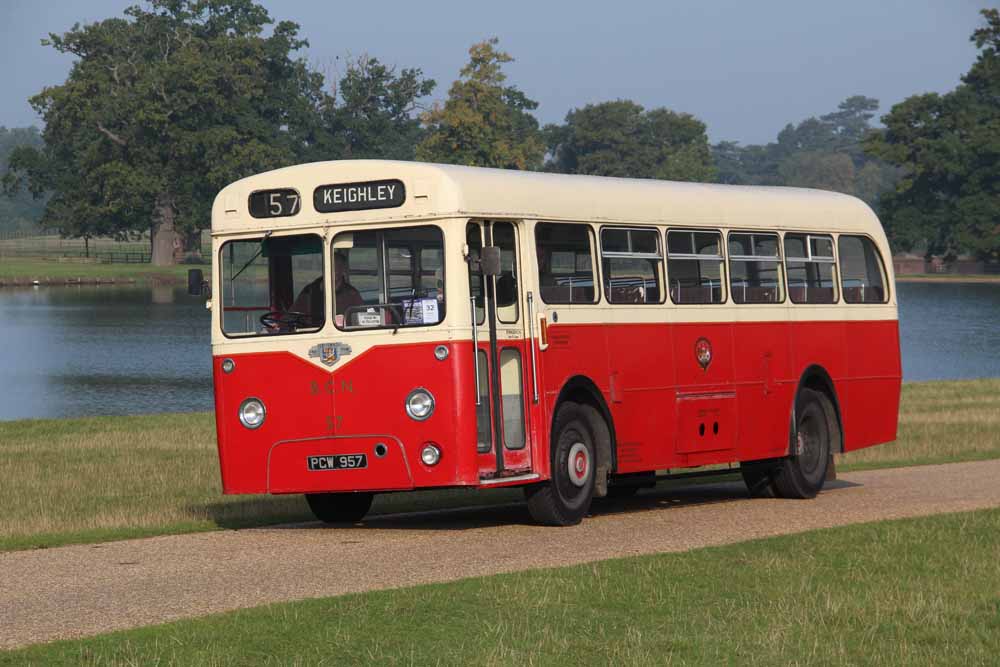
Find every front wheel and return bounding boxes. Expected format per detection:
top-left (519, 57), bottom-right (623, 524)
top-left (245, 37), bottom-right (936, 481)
top-left (771, 388), bottom-right (836, 499)
top-left (525, 402), bottom-right (598, 526)
top-left (305, 492), bottom-right (374, 524)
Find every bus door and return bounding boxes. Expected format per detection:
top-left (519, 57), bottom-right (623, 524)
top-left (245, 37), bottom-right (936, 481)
top-left (466, 221), bottom-right (534, 479)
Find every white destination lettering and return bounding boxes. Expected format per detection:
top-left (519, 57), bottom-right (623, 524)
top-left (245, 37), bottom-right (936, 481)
top-left (333, 189), bottom-right (343, 204)
top-left (386, 184), bottom-right (395, 199)
top-left (323, 189), bottom-right (332, 204)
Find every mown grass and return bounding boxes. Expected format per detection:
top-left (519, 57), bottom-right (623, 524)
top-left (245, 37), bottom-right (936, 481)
top-left (5, 508), bottom-right (1000, 665)
top-left (1, 379), bottom-right (997, 552)
top-left (0, 257), bottom-right (190, 282)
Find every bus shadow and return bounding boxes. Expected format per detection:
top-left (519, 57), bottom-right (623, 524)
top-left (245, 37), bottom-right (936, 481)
top-left (285, 477), bottom-right (863, 532)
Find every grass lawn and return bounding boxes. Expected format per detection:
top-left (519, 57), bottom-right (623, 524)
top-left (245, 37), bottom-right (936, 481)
top-left (1, 378), bottom-right (998, 552)
top-left (0, 257), bottom-right (191, 282)
top-left (5, 508), bottom-right (1000, 665)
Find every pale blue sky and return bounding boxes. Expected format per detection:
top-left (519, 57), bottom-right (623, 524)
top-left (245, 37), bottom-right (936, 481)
top-left (1, 1), bottom-right (993, 144)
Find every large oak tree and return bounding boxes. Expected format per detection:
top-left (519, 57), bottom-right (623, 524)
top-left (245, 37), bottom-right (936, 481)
top-left (865, 9), bottom-right (1000, 259)
top-left (4, 0), bottom-right (325, 264)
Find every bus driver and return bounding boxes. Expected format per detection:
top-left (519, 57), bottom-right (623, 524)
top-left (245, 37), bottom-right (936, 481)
top-left (289, 250), bottom-right (362, 328)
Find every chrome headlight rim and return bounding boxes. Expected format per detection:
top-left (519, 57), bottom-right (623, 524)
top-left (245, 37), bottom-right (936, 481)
top-left (404, 387), bottom-right (435, 421)
top-left (238, 397), bottom-right (266, 429)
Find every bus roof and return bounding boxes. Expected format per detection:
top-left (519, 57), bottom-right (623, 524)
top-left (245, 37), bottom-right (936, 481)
top-left (212, 159), bottom-right (884, 237)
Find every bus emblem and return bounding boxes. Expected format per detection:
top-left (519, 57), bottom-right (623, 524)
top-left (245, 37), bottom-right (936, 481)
top-left (309, 342), bottom-right (352, 366)
top-left (695, 338), bottom-right (712, 370)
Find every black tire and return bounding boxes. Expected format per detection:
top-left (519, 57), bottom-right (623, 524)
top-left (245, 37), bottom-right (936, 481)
top-left (740, 459), bottom-right (778, 498)
top-left (525, 401), bottom-right (598, 526)
top-left (771, 388), bottom-right (835, 499)
top-left (305, 492), bottom-right (374, 524)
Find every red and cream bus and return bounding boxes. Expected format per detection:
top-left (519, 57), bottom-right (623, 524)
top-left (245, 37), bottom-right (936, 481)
top-left (196, 160), bottom-right (900, 526)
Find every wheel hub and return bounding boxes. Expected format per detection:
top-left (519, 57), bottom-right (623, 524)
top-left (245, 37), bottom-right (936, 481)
top-left (567, 442), bottom-right (590, 488)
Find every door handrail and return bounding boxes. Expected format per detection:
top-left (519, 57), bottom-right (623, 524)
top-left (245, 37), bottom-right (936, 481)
top-left (527, 291), bottom-right (539, 404)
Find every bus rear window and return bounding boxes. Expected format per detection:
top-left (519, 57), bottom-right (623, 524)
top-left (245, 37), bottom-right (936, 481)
top-left (536, 223), bottom-right (597, 304)
top-left (666, 230), bottom-right (725, 304)
top-left (332, 226), bottom-right (445, 329)
top-left (839, 235), bottom-right (888, 303)
top-left (220, 234), bottom-right (325, 337)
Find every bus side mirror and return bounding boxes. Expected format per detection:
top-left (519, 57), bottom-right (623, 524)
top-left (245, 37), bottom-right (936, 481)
top-left (480, 246), bottom-right (502, 276)
top-left (188, 268), bottom-right (205, 296)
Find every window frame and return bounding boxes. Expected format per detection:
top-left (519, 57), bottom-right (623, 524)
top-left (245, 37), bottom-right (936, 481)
top-left (665, 228), bottom-right (728, 305)
top-left (837, 233), bottom-right (891, 304)
top-left (534, 221), bottom-right (601, 306)
top-left (218, 232), bottom-right (327, 340)
top-left (599, 225), bottom-right (665, 305)
top-left (783, 231), bottom-right (840, 305)
top-left (726, 230), bottom-right (786, 305)
top-left (331, 224), bottom-right (447, 332)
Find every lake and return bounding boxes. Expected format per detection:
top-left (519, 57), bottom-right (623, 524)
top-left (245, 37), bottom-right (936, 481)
top-left (0, 281), bottom-right (997, 421)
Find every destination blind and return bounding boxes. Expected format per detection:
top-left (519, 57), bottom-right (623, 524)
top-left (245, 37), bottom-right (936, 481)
top-left (314, 179), bottom-right (405, 213)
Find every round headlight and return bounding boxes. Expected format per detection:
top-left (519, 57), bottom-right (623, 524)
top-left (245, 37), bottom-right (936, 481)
top-left (222, 358), bottom-right (236, 374)
top-left (239, 397), bottom-right (266, 429)
top-left (421, 443), bottom-right (441, 466)
top-left (405, 388), bottom-right (435, 421)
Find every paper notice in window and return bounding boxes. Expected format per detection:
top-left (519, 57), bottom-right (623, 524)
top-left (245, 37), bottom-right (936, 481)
top-left (402, 298), bottom-right (439, 325)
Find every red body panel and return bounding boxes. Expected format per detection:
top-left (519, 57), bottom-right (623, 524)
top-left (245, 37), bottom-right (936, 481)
top-left (213, 319), bottom-right (900, 495)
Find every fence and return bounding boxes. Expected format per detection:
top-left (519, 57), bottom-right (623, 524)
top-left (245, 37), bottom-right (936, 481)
top-left (0, 231), bottom-right (210, 264)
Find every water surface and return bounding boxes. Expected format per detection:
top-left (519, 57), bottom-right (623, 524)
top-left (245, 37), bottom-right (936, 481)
top-left (0, 281), bottom-right (996, 420)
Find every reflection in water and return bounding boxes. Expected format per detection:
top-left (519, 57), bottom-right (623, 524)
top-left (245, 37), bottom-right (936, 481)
top-left (0, 281), bottom-right (997, 421)
top-left (1, 285), bottom-right (211, 420)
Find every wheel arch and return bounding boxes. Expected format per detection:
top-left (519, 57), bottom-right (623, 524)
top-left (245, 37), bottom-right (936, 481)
top-left (553, 375), bottom-right (617, 496)
top-left (794, 365), bottom-right (845, 454)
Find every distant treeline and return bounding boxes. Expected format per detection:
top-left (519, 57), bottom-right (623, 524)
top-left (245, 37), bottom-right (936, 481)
top-left (2, 2), bottom-right (997, 264)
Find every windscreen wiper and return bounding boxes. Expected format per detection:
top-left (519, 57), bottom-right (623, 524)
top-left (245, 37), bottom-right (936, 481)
top-left (231, 230), bottom-right (273, 281)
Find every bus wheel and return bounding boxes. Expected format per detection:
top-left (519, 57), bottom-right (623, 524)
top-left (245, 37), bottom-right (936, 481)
top-left (525, 401), bottom-right (597, 526)
top-left (305, 492), bottom-right (374, 524)
top-left (772, 389), bottom-right (834, 499)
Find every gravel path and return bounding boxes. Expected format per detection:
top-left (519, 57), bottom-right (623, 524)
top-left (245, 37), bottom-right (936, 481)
top-left (4, 459), bottom-right (1000, 650)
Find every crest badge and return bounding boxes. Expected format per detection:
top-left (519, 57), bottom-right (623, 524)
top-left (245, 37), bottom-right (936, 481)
top-left (309, 342), bottom-right (352, 367)
top-left (694, 337), bottom-right (712, 370)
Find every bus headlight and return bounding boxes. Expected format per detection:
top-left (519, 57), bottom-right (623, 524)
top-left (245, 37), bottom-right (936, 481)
top-left (421, 443), bottom-right (441, 466)
top-left (405, 388), bottom-right (435, 421)
top-left (239, 398), bottom-right (266, 429)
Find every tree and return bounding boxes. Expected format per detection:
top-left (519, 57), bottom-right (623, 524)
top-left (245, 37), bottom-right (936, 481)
top-left (544, 100), bottom-right (715, 182)
top-left (3, 0), bottom-right (325, 264)
top-left (312, 55), bottom-right (435, 162)
top-left (712, 95), bottom-right (898, 207)
top-left (865, 9), bottom-right (1000, 259)
top-left (544, 101), bottom-right (705, 180)
top-left (0, 127), bottom-right (47, 233)
top-left (416, 38), bottom-right (544, 170)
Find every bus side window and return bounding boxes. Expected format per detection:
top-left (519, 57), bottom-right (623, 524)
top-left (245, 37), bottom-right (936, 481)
top-left (784, 233), bottom-right (837, 304)
top-left (666, 230), bottom-right (726, 304)
top-left (535, 222), bottom-right (597, 304)
top-left (839, 235), bottom-right (889, 303)
top-left (728, 232), bottom-right (783, 304)
top-left (600, 227), bottom-right (663, 304)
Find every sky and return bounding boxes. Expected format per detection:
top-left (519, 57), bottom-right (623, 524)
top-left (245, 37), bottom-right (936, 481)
top-left (0, 0), bottom-right (994, 145)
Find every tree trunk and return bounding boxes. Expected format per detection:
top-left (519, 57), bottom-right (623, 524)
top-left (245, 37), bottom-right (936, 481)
top-left (150, 194), bottom-right (180, 267)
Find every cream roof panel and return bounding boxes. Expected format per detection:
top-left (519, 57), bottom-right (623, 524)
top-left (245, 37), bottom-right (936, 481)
top-left (211, 159), bottom-right (883, 237)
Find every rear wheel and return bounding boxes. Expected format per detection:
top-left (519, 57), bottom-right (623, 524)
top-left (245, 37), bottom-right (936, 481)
top-left (525, 402), bottom-right (598, 526)
top-left (305, 492), bottom-right (374, 524)
top-left (771, 388), bottom-right (835, 499)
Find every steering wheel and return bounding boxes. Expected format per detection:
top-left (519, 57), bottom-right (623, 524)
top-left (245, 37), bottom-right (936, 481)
top-left (260, 310), bottom-right (310, 332)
